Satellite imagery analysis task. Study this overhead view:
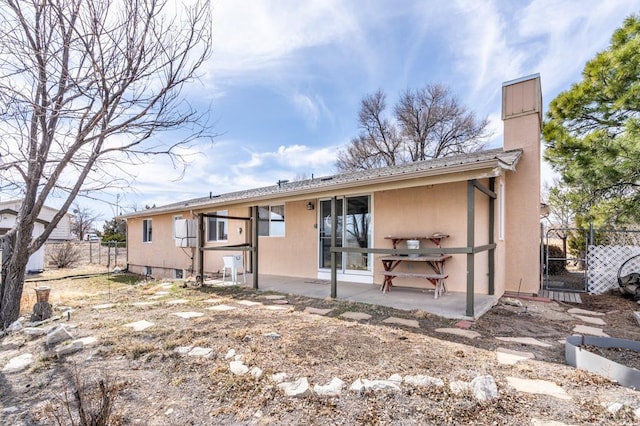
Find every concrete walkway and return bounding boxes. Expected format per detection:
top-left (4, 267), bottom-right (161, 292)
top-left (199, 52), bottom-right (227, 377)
top-left (212, 274), bottom-right (499, 320)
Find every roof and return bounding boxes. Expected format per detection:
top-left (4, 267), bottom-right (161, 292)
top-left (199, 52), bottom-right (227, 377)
top-left (121, 148), bottom-right (522, 219)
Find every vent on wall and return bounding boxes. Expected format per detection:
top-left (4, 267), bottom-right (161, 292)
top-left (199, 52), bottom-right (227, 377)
top-left (174, 219), bottom-right (197, 247)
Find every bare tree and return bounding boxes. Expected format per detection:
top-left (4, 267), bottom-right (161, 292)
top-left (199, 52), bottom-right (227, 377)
top-left (336, 85), bottom-right (490, 171)
top-left (336, 91), bottom-right (402, 171)
top-left (0, 0), bottom-right (212, 327)
top-left (71, 204), bottom-right (100, 241)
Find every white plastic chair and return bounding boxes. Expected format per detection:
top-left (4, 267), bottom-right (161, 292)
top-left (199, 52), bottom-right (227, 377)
top-left (222, 255), bottom-right (245, 284)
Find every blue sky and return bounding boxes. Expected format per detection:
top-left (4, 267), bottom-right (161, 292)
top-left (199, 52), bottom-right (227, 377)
top-left (94, 0), bottom-right (640, 219)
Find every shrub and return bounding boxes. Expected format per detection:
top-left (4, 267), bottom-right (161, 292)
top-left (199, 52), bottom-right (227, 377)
top-left (542, 244), bottom-right (566, 275)
top-left (48, 242), bottom-right (82, 268)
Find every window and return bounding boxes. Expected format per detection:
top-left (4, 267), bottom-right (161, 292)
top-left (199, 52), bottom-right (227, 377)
top-left (142, 219), bottom-right (152, 242)
top-left (258, 205), bottom-right (285, 236)
top-left (174, 269), bottom-right (183, 279)
top-left (173, 215), bottom-right (183, 238)
top-left (207, 210), bottom-right (228, 241)
top-left (144, 266), bottom-right (152, 276)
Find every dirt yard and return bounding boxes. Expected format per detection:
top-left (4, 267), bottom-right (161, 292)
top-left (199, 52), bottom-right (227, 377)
top-left (1, 267), bottom-right (640, 425)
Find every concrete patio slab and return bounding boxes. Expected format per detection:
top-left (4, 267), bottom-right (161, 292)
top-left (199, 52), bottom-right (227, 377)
top-left (435, 328), bottom-right (481, 339)
top-left (506, 377), bottom-right (571, 400)
top-left (173, 311), bottom-right (204, 319)
top-left (304, 307), bottom-right (333, 315)
top-left (340, 312), bottom-right (371, 321)
top-left (567, 308), bottom-right (605, 316)
top-left (573, 324), bottom-right (609, 337)
top-left (241, 274), bottom-right (499, 320)
top-left (571, 314), bottom-right (606, 326)
top-left (495, 336), bottom-right (552, 347)
top-left (124, 320), bottom-right (154, 331)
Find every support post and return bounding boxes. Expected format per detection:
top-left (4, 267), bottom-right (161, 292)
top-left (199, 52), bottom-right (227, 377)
top-left (330, 196), bottom-right (337, 298)
top-left (197, 213), bottom-right (204, 283)
top-left (466, 180), bottom-right (475, 317)
top-left (488, 177), bottom-right (495, 295)
top-left (252, 206), bottom-right (259, 290)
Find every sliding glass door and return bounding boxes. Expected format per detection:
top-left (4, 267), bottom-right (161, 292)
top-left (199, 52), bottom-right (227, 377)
top-left (319, 195), bottom-right (371, 274)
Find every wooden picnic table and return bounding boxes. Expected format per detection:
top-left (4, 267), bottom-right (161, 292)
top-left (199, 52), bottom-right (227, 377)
top-left (379, 254), bottom-right (451, 298)
top-left (384, 233), bottom-right (450, 249)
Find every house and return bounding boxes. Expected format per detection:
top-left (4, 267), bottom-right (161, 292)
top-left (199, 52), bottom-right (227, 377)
top-left (121, 74), bottom-right (542, 307)
top-left (0, 200), bottom-right (74, 272)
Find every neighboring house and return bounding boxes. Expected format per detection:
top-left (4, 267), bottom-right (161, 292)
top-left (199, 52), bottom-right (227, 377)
top-left (0, 200), bottom-right (74, 272)
top-left (121, 74), bottom-right (542, 300)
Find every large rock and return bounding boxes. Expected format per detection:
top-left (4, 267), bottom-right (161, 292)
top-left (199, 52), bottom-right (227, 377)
top-left (471, 376), bottom-right (498, 401)
top-left (278, 377), bottom-right (311, 397)
top-left (314, 378), bottom-right (344, 397)
top-left (2, 353), bottom-right (34, 373)
top-left (404, 375), bottom-right (444, 388)
top-left (46, 325), bottom-right (73, 346)
top-left (55, 341), bottom-right (84, 357)
top-left (229, 360), bottom-right (249, 375)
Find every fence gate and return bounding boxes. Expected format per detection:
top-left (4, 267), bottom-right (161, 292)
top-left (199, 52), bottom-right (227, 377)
top-left (542, 227), bottom-right (589, 292)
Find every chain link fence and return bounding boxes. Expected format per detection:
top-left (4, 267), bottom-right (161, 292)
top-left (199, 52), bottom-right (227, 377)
top-left (44, 241), bottom-right (127, 270)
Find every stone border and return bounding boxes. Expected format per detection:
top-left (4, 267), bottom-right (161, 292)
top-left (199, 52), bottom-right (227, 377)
top-left (565, 335), bottom-right (640, 390)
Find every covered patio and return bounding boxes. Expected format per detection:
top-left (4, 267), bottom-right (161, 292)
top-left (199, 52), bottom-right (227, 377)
top-left (217, 273), bottom-right (500, 320)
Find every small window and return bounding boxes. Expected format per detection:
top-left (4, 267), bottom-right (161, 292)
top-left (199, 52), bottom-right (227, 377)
top-left (144, 266), bottom-right (152, 276)
top-left (174, 269), bottom-right (183, 279)
top-left (207, 210), bottom-right (228, 241)
top-left (258, 204), bottom-right (285, 236)
top-left (142, 219), bottom-right (152, 242)
top-left (173, 215), bottom-right (183, 238)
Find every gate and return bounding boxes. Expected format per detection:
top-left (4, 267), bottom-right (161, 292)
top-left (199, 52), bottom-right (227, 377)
top-left (542, 227), bottom-right (589, 292)
top-left (543, 226), bottom-right (640, 293)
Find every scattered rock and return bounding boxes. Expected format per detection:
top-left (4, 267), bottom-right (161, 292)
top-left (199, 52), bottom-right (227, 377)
top-left (250, 367), bottom-right (263, 379)
top-left (502, 297), bottom-right (524, 307)
top-left (314, 378), bottom-right (344, 397)
top-left (262, 332), bottom-right (281, 339)
top-left (340, 312), bottom-right (371, 321)
top-left (435, 328), bottom-right (480, 339)
top-left (351, 378), bottom-right (401, 392)
top-left (271, 299), bottom-right (289, 305)
top-left (46, 325), bottom-right (73, 346)
top-left (382, 317), bottom-right (420, 328)
top-left (225, 349), bottom-right (236, 359)
top-left (605, 402), bottom-right (623, 415)
top-left (7, 319), bottom-right (23, 333)
top-left (55, 340), bottom-right (84, 357)
top-left (23, 327), bottom-right (47, 337)
top-left (404, 375), bottom-right (444, 387)
top-left (349, 379), bottom-right (366, 393)
top-left (388, 374), bottom-right (403, 384)
top-left (633, 311), bottom-right (640, 327)
top-left (2, 353), bottom-right (34, 373)
top-left (174, 346), bottom-right (193, 355)
top-left (264, 295), bottom-right (286, 300)
top-left (470, 376), bottom-right (498, 401)
top-left (2, 406), bottom-right (19, 414)
top-left (270, 372), bottom-right (288, 383)
top-left (229, 360), bottom-right (249, 375)
top-left (187, 347), bottom-right (214, 358)
top-left (278, 377), bottom-right (310, 397)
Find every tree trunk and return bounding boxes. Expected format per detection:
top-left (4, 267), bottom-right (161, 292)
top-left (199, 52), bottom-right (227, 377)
top-left (0, 231), bottom-right (30, 329)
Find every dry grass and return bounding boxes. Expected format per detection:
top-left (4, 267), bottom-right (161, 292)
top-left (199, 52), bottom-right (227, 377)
top-left (3, 267), bottom-right (640, 425)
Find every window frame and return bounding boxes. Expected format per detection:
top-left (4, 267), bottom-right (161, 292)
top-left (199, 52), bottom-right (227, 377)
top-left (142, 218), bottom-right (152, 243)
top-left (258, 204), bottom-right (285, 237)
top-left (207, 210), bottom-right (229, 242)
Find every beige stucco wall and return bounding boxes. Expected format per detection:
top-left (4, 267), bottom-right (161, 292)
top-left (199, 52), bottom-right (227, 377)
top-left (373, 180), bottom-right (494, 294)
top-left (502, 75), bottom-right (542, 294)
